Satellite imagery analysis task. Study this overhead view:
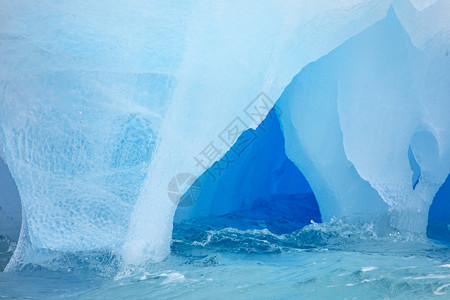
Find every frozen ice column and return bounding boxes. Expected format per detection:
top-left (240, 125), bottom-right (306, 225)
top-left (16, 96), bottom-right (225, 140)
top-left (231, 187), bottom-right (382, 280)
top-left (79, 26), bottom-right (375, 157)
top-left (279, 7), bottom-right (450, 234)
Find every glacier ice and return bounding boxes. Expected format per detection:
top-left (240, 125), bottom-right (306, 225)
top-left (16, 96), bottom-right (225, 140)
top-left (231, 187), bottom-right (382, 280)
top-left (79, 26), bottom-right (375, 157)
top-left (393, 0), bottom-right (450, 50)
top-left (406, 0), bottom-right (439, 11)
top-left (120, 0), bottom-right (392, 265)
top-left (0, 0), bottom-right (448, 270)
top-left (279, 6), bottom-right (450, 233)
top-left (337, 7), bottom-right (450, 233)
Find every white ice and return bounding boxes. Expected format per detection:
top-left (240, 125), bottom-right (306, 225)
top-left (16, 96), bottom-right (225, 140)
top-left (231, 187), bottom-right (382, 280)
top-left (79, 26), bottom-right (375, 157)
top-left (0, 0), bottom-right (448, 269)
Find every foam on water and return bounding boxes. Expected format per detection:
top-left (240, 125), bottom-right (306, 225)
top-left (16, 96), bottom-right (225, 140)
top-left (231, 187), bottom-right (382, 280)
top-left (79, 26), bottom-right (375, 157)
top-left (1, 218), bottom-right (449, 299)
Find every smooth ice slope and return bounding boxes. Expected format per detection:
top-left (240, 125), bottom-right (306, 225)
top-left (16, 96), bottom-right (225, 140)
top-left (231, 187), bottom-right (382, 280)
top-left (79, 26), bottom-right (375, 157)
top-left (279, 7), bottom-right (450, 234)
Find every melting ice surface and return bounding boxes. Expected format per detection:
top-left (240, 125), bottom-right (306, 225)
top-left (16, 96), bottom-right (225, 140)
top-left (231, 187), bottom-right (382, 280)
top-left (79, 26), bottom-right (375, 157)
top-left (0, 0), bottom-right (450, 299)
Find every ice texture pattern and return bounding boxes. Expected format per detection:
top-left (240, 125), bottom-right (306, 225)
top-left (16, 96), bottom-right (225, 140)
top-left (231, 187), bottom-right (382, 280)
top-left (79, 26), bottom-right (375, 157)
top-left (0, 0), bottom-right (448, 269)
top-left (279, 7), bottom-right (450, 234)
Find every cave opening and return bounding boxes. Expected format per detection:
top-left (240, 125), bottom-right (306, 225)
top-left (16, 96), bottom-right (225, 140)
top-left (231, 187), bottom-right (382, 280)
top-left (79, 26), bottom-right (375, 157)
top-left (174, 108), bottom-right (321, 234)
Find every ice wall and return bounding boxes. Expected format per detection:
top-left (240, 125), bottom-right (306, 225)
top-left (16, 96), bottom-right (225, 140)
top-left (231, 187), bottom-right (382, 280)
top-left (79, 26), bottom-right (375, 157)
top-left (277, 40), bottom-right (389, 223)
top-left (279, 6), bottom-right (450, 234)
top-left (0, 1), bottom-right (186, 269)
top-left (0, 0), bottom-right (448, 264)
top-left (393, 0), bottom-right (450, 51)
top-left (121, 1), bottom-right (392, 265)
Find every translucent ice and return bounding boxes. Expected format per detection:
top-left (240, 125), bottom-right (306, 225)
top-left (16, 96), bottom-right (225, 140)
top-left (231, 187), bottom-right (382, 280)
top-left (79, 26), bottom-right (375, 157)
top-left (279, 7), bottom-right (450, 234)
top-left (121, 0), bottom-right (392, 265)
top-left (0, 0), bottom-right (448, 270)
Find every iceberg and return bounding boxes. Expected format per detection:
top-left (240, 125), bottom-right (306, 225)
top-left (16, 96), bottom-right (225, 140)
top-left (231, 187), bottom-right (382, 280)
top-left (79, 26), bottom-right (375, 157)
top-left (278, 6), bottom-right (450, 234)
top-left (0, 0), bottom-right (448, 270)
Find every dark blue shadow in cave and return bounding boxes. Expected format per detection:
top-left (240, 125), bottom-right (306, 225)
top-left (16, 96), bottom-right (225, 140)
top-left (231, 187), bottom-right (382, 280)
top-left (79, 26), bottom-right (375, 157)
top-left (0, 155), bottom-right (22, 270)
top-left (174, 108), bottom-right (321, 234)
top-left (427, 173), bottom-right (450, 244)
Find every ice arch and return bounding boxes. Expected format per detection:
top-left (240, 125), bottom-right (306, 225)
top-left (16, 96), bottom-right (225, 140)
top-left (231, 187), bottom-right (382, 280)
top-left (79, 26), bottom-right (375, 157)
top-left (277, 61), bottom-right (388, 223)
top-left (279, 7), bottom-right (450, 233)
top-left (2, 0), bottom-right (449, 269)
top-left (0, 0), bottom-right (394, 268)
